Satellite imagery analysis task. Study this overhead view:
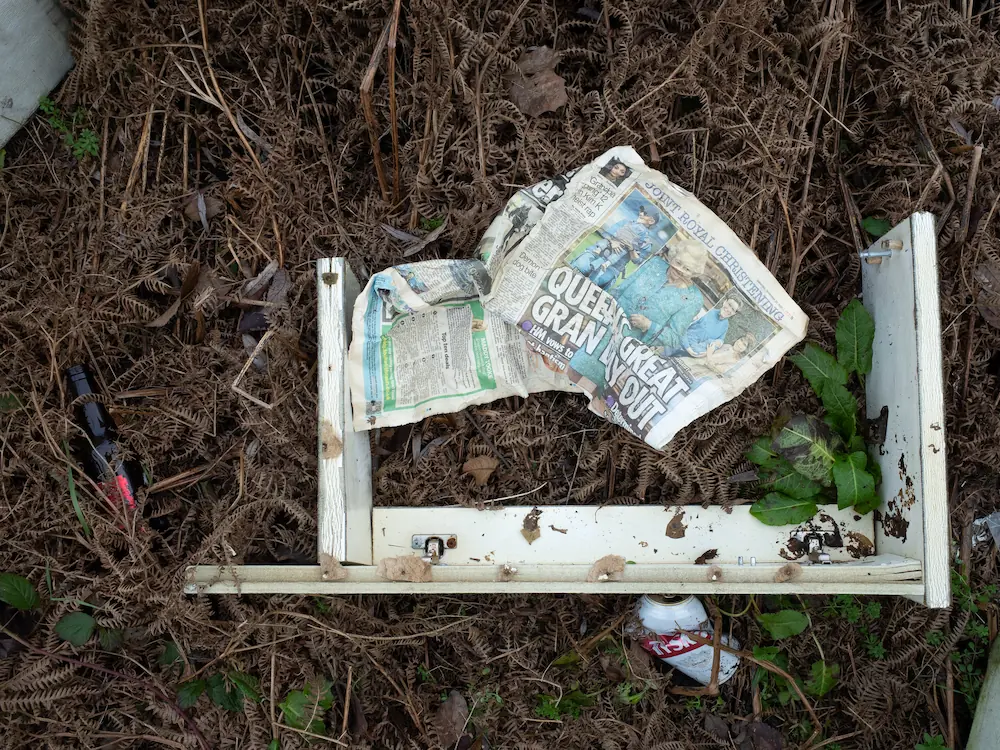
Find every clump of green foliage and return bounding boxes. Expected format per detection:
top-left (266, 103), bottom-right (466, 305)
top-left (534, 685), bottom-right (596, 719)
top-left (279, 679), bottom-right (334, 734)
top-left (947, 570), bottom-right (997, 709)
top-left (914, 734), bottom-right (947, 750)
top-left (0, 572), bottom-right (120, 649)
top-left (177, 671), bottom-right (261, 712)
top-left (38, 97), bottom-right (99, 159)
top-left (747, 300), bottom-right (880, 525)
top-left (824, 595), bottom-right (886, 658)
top-left (753, 606), bottom-right (840, 709)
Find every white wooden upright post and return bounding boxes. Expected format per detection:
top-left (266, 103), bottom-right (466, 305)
top-left (316, 259), bottom-right (372, 570)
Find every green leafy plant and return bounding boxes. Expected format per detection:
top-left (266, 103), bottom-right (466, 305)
top-left (616, 681), bottom-right (647, 705)
top-left (159, 641), bottom-right (182, 667)
top-left (469, 688), bottom-right (503, 717)
top-left (229, 672), bottom-right (262, 703)
top-left (419, 216), bottom-right (445, 231)
top-left (750, 605), bottom-right (840, 710)
top-left (925, 630), bottom-right (945, 647)
top-left (0, 573), bottom-right (40, 610)
top-left (38, 97), bottom-right (99, 159)
top-left (98, 626), bottom-right (124, 651)
top-left (915, 733), bottom-right (947, 750)
top-left (176, 671), bottom-right (260, 713)
top-left (805, 661), bottom-right (839, 697)
top-left (534, 686), bottom-right (596, 719)
top-left (279, 679), bottom-right (334, 734)
top-left (949, 570), bottom-right (996, 709)
top-left (751, 646), bottom-right (797, 707)
top-left (825, 595), bottom-right (886, 659)
top-left (861, 216), bottom-right (892, 238)
top-left (757, 610), bottom-right (809, 640)
top-left (748, 301), bottom-right (879, 525)
top-left (825, 594), bottom-right (862, 623)
top-left (55, 611), bottom-right (96, 646)
top-left (416, 664), bottom-right (435, 683)
top-left (550, 650), bottom-right (582, 668)
top-left (862, 631), bottom-right (886, 660)
top-left (206, 673), bottom-right (243, 712)
top-left (177, 680), bottom-right (206, 709)
top-left (0, 393), bottom-right (22, 411)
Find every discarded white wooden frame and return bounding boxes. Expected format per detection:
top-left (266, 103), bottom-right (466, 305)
top-left (185, 214), bottom-right (949, 605)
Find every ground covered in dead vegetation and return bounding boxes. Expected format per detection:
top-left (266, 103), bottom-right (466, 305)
top-left (2, 0), bottom-right (1000, 747)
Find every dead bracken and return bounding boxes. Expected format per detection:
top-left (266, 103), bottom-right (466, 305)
top-left (0, 0), bottom-right (995, 747)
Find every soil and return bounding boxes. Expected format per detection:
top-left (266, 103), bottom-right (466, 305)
top-left (1, 0), bottom-right (999, 748)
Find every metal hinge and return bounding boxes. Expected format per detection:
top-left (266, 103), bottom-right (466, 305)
top-left (799, 532), bottom-right (833, 564)
top-left (411, 534), bottom-right (457, 564)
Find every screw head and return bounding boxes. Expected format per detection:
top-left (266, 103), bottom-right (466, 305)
top-left (446, 537), bottom-right (457, 549)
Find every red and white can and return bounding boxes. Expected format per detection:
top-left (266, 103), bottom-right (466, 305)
top-left (632, 594), bottom-right (740, 685)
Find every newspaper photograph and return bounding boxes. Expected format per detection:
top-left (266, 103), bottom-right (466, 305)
top-left (479, 146), bottom-right (809, 450)
top-left (348, 259), bottom-right (576, 431)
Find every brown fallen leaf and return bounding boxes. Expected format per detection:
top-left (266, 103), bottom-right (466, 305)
top-left (463, 455), bottom-right (499, 486)
top-left (507, 46), bottom-right (568, 117)
top-left (665, 509), bottom-right (688, 539)
top-left (626, 639), bottom-right (657, 680)
top-left (242, 259), bottom-right (280, 301)
top-left (600, 654), bottom-right (626, 683)
top-left (704, 713), bottom-right (730, 742)
top-left (695, 548), bottom-right (719, 565)
top-left (348, 690), bottom-right (367, 738)
top-left (434, 690), bottom-right (470, 749)
top-left (182, 191), bottom-right (223, 229)
top-left (521, 507), bottom-right (542, 544)
top-left (749, 720), bottom-right (783, 750)
top-left (265, 268), bottom-right (291, 308)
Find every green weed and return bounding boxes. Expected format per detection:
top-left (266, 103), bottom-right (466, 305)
top-left (534, 686), bottom-right (595, 720)
top-left (949, 570), bottom-right (996, 709)
top-left (915, 733), bottom-right (947, 750)
top-left (416, 664), bottom-right (434, 683)
top-left (178, 670), bottom-right (261, 712)
top-left (747, 301), bottom-right (879, 526)
top-left (38, 97), bottom-right (99, 159)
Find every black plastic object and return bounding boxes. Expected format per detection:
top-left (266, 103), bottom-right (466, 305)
top-left (66, 364), bottom-right (146, 509)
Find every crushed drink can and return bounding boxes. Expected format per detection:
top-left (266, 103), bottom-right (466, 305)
top-left (632, 594), bottom-right (741, 685)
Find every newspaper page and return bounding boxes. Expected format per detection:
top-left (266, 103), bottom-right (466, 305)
top-left (348, 259), bottom-right (576, 431)
top-left (479, 145), bottom-right (809, 450)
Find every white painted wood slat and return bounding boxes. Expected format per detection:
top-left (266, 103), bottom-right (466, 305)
top-left (862, 213), bottom-right (949, 607)
top-left (186, 561), bottom-right (923, 596)
top-left (316, 259), bottom-right (373, 567)
top-left (373, 505), bottom-right (876, 565)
